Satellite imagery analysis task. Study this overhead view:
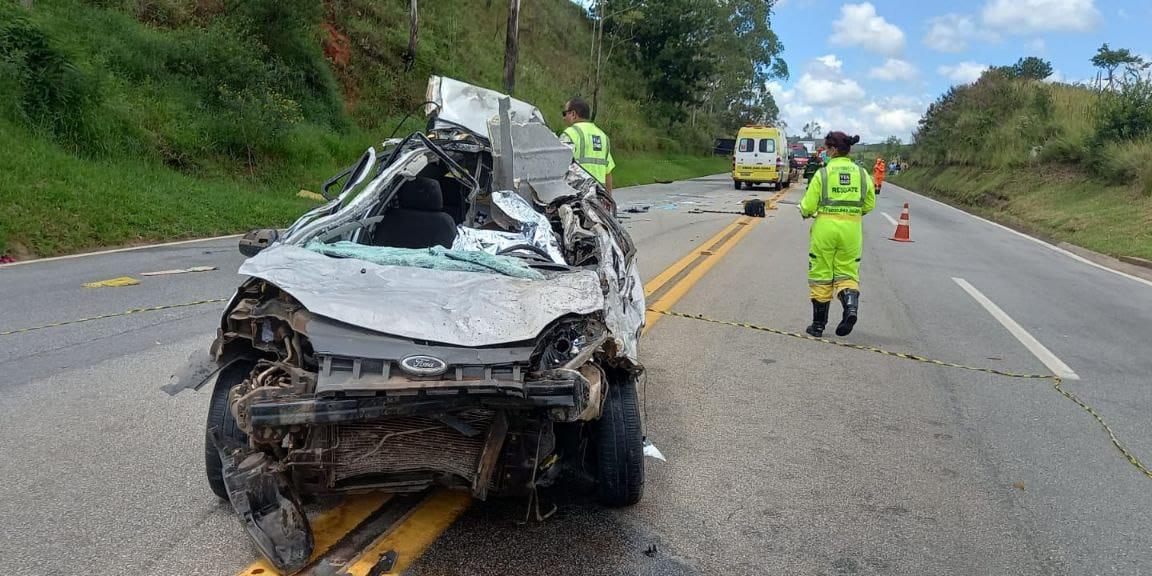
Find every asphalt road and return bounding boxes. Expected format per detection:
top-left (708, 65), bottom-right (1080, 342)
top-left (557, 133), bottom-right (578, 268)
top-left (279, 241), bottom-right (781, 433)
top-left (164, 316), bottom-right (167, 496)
top-left (2, 175), bottom-right (1151, 575)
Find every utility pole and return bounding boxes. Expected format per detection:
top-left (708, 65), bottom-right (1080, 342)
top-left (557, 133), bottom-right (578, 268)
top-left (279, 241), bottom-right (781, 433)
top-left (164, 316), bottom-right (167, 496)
top-left (592, 0), bottom-right (604, 120)
top-left (403, 0), bottom-right (418, 72)
top-left (503, 0), bottom-right (521, 95)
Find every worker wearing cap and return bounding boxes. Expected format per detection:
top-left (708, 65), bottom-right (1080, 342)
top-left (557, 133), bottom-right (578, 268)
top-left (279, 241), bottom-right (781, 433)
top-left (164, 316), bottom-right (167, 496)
top-left (799, 131), bottom-right (876, 337)
top-left (559, 98), bottom-right (615, 194)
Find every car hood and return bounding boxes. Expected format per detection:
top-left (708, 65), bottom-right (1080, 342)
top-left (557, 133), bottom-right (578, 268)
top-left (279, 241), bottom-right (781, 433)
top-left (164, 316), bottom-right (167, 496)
top-left (238, 245), bottom-right (604, 347)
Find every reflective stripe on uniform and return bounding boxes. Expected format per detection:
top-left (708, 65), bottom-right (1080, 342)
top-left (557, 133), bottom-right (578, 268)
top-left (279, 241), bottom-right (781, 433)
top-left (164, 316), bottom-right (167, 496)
top-left (576, 157), bottom-right (609, 165)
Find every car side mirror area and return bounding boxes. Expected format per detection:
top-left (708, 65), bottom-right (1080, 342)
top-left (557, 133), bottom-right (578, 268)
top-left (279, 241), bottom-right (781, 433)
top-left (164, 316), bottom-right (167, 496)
top-left (239, 228), bottom-right (280, 257)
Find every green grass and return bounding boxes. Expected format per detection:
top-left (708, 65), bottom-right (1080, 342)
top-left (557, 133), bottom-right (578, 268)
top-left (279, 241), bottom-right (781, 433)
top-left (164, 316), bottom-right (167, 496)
top-left (0, 118), bottom-right (316, 258)
top-left (891, 167), bottom-right (1152, 260)
top-left (612, 154), bottom-right (732, 188)
top-left (0, 0), bottom-right (738, 258)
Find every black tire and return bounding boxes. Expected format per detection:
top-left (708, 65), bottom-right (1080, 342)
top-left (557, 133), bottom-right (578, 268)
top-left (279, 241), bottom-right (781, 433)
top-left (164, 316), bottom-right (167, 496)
top-left (205, 360), bottom-right (255, 500)
top-left (732, 180), bottom-right (740, 190)
top-left (595, 374), bottom-right (644, 507)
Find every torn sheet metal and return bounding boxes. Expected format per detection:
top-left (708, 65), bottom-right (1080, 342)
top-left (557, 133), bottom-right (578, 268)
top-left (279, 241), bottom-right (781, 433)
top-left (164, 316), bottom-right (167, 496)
top-left (488, 191), bottom-right (565, 263)
top-left (239, 245), bottom-right (603, 347)
top-left (487, 116), bottom-right (581, 205)
top-left (575, 200), bottom-right (644, 361)
top-left (426, 76), bottom-right (545, 138)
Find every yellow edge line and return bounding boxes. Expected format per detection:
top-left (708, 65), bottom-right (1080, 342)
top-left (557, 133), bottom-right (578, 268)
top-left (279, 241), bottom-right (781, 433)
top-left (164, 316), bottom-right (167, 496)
top-left (644, 216), bottom-right (761, 335)
top-left (343, 489), bottom-right (472, 576)
top-left (642, 217), bottom-right (745, 297)
top-left (236, 492), bottom-right (393, 576)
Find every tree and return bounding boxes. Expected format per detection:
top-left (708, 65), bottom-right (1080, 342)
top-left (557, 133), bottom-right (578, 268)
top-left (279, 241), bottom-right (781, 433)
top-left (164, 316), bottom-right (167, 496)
top-left (604, 0), bottom-right (787, 128)
top-left (801, 120), bottom-right (823, 139)
top-left (1091, 43), bottom-right (1146, 91)
top-left (988, 57), bottom-right (1052, 81)
top-left (1012, 56), bottom-right (1053, 80)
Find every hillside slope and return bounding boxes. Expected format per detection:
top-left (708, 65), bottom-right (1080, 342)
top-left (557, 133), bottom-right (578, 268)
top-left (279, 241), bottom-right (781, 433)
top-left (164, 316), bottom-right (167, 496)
top-left (894, 73), bottom-right (1152, 261)
top-left (0, 0), bottom-right (725, 258)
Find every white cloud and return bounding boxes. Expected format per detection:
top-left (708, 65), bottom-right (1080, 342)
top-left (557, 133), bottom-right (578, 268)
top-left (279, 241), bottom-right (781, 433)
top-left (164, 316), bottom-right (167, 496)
top-left (981, 0), bottom-right (1101, 33)
top-left (794, 54), bottom-right (866, 106)
top-left (869, 58), bottom-right (918, 81)
top-left (814, 54), bottom-right (844, 73)
top-left (923, 14), bottom-right (977, 53)
top-left (766, 56), bottom-right (928, 143)
top-left (938, 62), bottom-right (988, 84)
top-left (830, 3), bottom-right (905, 56)
top-left (1027, 38), bottom-right (1046, 52)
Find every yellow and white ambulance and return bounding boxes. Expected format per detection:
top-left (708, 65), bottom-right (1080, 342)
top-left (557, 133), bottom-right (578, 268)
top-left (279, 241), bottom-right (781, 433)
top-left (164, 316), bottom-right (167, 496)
top-left (731, 125), bottom-right (789, 190)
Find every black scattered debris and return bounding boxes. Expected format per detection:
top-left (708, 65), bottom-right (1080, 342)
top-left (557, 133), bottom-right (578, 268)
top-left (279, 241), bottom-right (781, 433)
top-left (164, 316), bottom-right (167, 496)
top-left (367, 550), bottom-right (399, 576)
top-left (624, 206), bottom-right (651, 214)
top-left (644, 544), bottom-right (659, 558)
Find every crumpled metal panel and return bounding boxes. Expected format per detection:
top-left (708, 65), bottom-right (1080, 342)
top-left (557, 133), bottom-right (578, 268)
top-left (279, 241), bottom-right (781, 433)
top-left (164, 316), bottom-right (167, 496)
top-left (239, 245), bottom-right (603, 347)
top-left (426, 76), bottom-right (545, 138)
top-left (577, 198), bottom-right (644, 361)
top-left (450, 191), bottom-right (564, 264)
top-left (490, 191), bottom-right (565, 262)
top-left (487, 114), bottom-right (582, 205)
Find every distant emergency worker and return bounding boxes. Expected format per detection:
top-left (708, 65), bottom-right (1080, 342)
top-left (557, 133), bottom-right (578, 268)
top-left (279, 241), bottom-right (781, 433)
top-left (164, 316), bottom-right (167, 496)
top-left (800, 132), bottom-right (876, 337)
top-left (873, 156), bottom-right (886, 195)
top-left (559, 98), bottom-right (615, 193)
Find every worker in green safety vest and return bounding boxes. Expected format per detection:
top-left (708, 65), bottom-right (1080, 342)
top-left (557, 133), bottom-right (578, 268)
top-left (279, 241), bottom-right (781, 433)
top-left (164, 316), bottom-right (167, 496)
top-left (559, 98), bottom-right (616, 194)
top-left (799, 131), bottom-right (876, 338)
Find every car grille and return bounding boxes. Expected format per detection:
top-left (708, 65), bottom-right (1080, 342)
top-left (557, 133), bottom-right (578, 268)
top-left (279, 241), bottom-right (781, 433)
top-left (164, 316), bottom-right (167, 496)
top-left (331, 409), bottom-right (493, 483)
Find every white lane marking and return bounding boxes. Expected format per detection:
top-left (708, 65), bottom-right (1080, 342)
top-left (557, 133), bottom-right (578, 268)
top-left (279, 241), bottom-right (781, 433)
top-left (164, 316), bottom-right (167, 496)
top-left (952, 277), bottom-right (1080, 380)
top-left (882, 212), bottom-right (898, 226)
top-left (0, 234), bottom-right (242, 268)
top-left (891, 184), bottom-right (1152, 290)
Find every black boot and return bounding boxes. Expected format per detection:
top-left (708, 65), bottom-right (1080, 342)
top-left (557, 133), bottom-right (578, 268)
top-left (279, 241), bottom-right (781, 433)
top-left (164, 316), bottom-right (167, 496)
top-left (806, 300), bottom-right (830, 337)
top-left (836, 289), bottom-right (860, 336)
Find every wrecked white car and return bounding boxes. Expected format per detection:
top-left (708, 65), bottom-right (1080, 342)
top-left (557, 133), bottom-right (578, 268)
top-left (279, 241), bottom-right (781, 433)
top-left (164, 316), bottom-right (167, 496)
top-left (167, 77), bottom-right (645, 572)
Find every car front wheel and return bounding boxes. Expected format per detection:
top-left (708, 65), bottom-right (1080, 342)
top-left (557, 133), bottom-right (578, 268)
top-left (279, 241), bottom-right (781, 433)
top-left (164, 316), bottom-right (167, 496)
top-left (595, 372), bottom-right (644, 507)
top-left (204, 360), bottom-right (255, 500)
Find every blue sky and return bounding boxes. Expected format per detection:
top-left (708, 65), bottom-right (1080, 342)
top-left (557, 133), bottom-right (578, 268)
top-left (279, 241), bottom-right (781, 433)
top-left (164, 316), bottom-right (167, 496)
top-left (768, 0), bottom-right (1151, 142)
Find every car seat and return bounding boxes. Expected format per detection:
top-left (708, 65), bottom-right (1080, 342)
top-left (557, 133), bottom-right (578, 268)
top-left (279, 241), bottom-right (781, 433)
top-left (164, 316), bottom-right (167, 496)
top-left (371, 177), bottom-right (458, 249)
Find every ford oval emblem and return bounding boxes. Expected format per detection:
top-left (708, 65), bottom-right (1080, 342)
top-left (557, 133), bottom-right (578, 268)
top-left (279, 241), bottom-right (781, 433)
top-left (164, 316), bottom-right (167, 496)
top-left (399, 355), bottom-right (448, 377)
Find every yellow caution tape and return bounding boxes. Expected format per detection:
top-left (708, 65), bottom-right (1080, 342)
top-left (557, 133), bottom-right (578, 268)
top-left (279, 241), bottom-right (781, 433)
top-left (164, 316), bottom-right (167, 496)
top-left (82, 276), bottom-right (140, 288)
top-left (649, 308), bottom-right (1152, 481)
top-left (0, 299), bottom-right (228, 336)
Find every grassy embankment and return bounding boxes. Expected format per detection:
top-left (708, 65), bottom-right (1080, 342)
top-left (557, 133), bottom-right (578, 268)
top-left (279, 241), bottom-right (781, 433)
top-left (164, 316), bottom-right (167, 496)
top-left (890, 76), bottom-right (1152, 260)
top-left (1, 0), bottom-right (726, 259)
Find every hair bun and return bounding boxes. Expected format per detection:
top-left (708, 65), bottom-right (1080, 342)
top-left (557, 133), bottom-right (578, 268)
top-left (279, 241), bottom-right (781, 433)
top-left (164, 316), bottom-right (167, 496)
top-left (850, 135), bottom-right (861, 145)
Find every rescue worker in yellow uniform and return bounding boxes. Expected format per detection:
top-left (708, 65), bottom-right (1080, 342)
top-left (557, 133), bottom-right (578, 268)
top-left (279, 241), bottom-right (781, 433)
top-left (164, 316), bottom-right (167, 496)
top-left (559, 98), bottom-right (615, 194)
top-left (800, 132), bottom-right (876, 337)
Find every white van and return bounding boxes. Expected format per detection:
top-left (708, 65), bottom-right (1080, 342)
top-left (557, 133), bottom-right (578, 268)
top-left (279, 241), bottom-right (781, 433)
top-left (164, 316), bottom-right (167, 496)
top-left (732, 125), bottom-right (789, 190)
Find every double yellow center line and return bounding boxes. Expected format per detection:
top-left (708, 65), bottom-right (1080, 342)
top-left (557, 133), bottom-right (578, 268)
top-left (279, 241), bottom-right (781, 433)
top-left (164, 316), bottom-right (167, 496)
top-left (235, 192), bottom-right (779, 575)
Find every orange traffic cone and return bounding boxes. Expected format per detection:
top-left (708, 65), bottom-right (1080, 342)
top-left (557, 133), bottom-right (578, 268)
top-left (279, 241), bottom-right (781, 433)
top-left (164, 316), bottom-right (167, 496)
top-left (890, 203), bottom-right (913, 242)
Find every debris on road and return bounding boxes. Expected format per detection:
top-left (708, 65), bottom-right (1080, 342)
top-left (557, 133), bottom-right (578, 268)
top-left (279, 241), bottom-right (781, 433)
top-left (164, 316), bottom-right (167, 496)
top-left (644, 544), bottom-right (658, 557)
top-left (82, 276), bottom-right (139, 288)
top-left (367, 550), bottom-right (399, 576)
top-left (643, 438), bottom-right (666, 462)
top-left (139, 266), bottom-right (218, 276)
top-left (0, 255), bottom-right (15, 264)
